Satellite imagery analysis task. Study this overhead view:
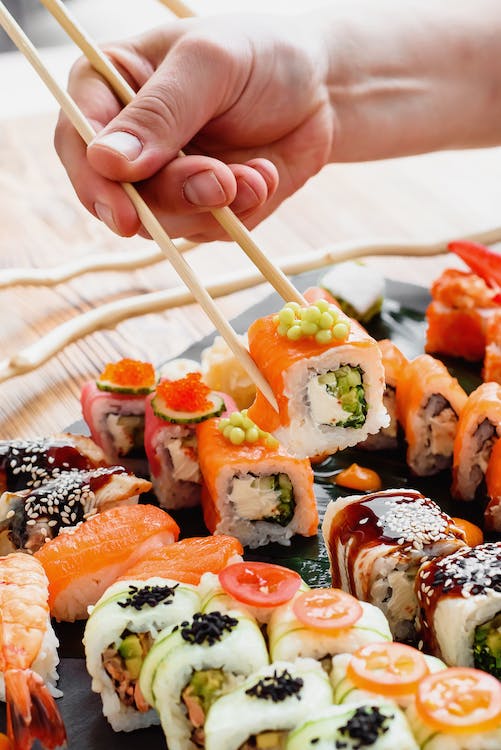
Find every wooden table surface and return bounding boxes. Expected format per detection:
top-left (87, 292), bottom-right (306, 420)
top-left (2, 33), bottom-right (501, 440)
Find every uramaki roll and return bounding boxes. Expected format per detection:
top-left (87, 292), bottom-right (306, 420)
top-left (396, 354), bottom-right (467, 475)
top-left (485, 438), bottom-right (501, 531)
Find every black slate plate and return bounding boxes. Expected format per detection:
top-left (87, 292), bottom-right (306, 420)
top-left (0, 272), bottom-right (488, 748)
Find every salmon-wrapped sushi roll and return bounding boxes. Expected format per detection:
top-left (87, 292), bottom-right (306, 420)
top-left (322, 489), bottom-right (467, 643)
top-left (396, 354), bottom-right (467, 475)
top-left (452, 382), bottom-right (501, 501)
top-left (485, 439), bottom-right (501, 531)
top-left (247, 299), bottom-right (388, 459)
top-left (483, 310), bottom-right (501, 384)
top-left (197, 411), bottom-right (318, 548)
top-left (360, 339), bottom-right (408, 450)
top-left (81, 358), bottom-right (157, 475)
top-left (144, 373), bottom-right (234, 509)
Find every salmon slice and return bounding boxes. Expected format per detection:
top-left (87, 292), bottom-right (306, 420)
top-left (118, 535), bottom-right (244, 585)
top-left (34, 504), bottom-right (179, 621)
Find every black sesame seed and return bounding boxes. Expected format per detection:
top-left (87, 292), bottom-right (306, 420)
top-left (180, 612), bottom-right (238, 645)
top-left (337, 706), bottom-right (391, 749)
top-left (245, 669), bottom-right (304, 702)
top-left (117, 583), bottom-right (180, 610)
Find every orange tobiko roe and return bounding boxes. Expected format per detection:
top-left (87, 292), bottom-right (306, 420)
top-left (157, 372), bottom-right (212, 412)
top-left (99, 358), bottom-right (156, 389)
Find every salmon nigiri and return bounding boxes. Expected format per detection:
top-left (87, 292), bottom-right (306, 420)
top-left (118, 535), bottom-right (244, 585)
top-left (35, 504), bottom-right (179, 622)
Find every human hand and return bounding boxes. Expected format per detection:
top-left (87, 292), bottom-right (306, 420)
top-left (54, 13), bottom-right (333, 241)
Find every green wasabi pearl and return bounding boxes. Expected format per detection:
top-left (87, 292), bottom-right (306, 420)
top-left (285, 301), bottom-right (301, 312)
top-left (278, 307), bottom-right (296, 326)
top-left (241, 416), bottom-right (254, 430)
top-left (277, 323), bottom-right (289, 337)
top-left (246, 427), bottom-right (259, 443)
top-left (319, 311), bottom-right (334, 329)
top-left (332, 322), bottom-right (350, 340)
top-left (229, 412), bottom-right (244, 427)
top-left (301, 320), bottom-right (318, 336)
top-left (302, 306), bottom-right (321, 324)
top-left (316, 299), bottom-right (330, 312)
top-left (223, 425), bottom-right (234, 439)
top-left (287, 325), bottom-right (302, 340)
top-left (230, 427), bottom-right (246, 445)
top-left (218, 418), bottom-right (230, 431)
top-left (316, 329), bottom-right (333, 345)
top-left (265, 435), bottom-right (279, 448)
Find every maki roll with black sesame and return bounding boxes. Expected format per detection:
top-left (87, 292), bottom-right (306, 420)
top-left (81, 358), bottom-right (157, 475)
top-left (83, 576), bottom-right (201, 731)
top-left (139, 609), bottom-right (269, 749)
top-left (0, 433), bottom-right (107, 494)
top-left (0, 466), bottom-right (151, 554)
top-left (322, 489), bottom-right (467, 643)
top-left (416, 542), bottom-right (501, 678)
top-left (287, 703), bottom-right (418, 750)
top-left (204, 659), bottom-right (333, 750)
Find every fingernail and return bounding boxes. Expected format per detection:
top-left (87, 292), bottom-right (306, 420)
top-left (92, 131), bottom-right (143, 160)
top-left (183, 170), bottom-right (227, 207)
top-left (230, 178), bottom-right (260, 215)
top-left (94, 202), bottom-right (118, 233)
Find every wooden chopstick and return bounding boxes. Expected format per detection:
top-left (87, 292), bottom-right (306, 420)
top-left (156, 0), bottom-right (194, 19)
top-left (37, 0), bottom-right (306, 307)
top-left (0, 1), bottom-right (279, 411)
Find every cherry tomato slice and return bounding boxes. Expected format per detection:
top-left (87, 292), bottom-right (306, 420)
top-left (416, 668), bottom-right (501, 734)
top-left (347, 642), bottom-right (429, 698)
top-left (451, 518), bottom-right (484, 547)
top-left (218, 562), bottom-right (301, 608)
top-left (292, 588), bottom-right (362, 631)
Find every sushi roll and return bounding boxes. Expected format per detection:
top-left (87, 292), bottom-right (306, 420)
top-left (84, 576), bottom-right (201, 731)
top-left (268, 587), bottom-right (392, 664)
top-left (360, 339), bottom-right (408, 450)
top-left (197, 411), bottom-right (318, 548)
top-left (204, 659), bottom-right (333, 750)
top-left (287, 703), bottom-right (418, 750)
top-left (330, 643), bottom-right (445, 707)
top-left (396, 354), bottom-right (467, 475)
top-left (201, 334), bottom-right (256, 411)
top-left (485, 439), bottom-right (501, 531)
top-left (0, 466), bottom-right (150, 554)
top-left (322, 489), bottom-right (467, 642)
top-left (0, 554), bottom-right (66, 750)
top-left (319, 260), bottom-right (385, 323)
top-left (34, 504), bottom-right (180, 621)
top-left (483, 310), bottom-right (501, 384)
top-left (406, 667), bottom-right (501, 750)
top-left (81, 358), bottom-right (156, 475)
top-left (452, 382), bottom-right (501, 501)
top-left (139, 608), bottom-right (269, 750)
top-left (246, 299), bottom-right (388, 460)
top-left (0, 433), bottom-right (107, 493)
top-left (144, 373), bottom-right (234, 509)
top-left (425, 268), bottom-right (499, 361)
top-left (416, 543), bottom-right (501, 678)
top-left (118, 535), bottom-right (244, 587)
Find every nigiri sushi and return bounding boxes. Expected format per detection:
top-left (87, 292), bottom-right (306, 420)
top-left (396, 354), bottom-right (467, 475)
top-left (0, 433), bottom-right (107, 494)
top-left (0, 466), bottom-right (151, 554)
top-left (197, 410), bottom-right (318, 548)
top-left (34, 504), bottom-right (179, 621)
top-left (0, 553), bottom-right (66, 750)
top-left (246, 299), bottom-right (387, 459)
top-left (452, 382), bottom-right (501, 501)
top-left (81, 358), bottom-right (156, 475)
top-left (118, 535), bottom-right (243, 586)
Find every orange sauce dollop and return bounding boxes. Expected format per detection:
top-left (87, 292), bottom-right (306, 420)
top-left (334, 463), bottom-right (382, 492)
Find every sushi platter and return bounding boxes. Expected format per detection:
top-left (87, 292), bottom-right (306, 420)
top-left (3, 270), bottom-right (498, 750)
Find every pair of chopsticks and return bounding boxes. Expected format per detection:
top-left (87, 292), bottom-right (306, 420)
top-left (0, 0), bottom-right (311, 411)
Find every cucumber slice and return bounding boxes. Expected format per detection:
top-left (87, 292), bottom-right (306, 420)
top-left (152, 392), bottom-right (225, 424)
top-left (96, 378), bottom-right (155, 395)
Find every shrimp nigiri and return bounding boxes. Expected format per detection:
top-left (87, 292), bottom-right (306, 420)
top-left (0, 554), bottom-right (66, 750)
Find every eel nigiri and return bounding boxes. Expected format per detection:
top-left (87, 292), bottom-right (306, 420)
top-left (118, 535), bottom-right (244, 585)
top-left (34, 504), bottom-right (179, 621)
top-left (396, 354), bottom-right (467, 475)
top-left (0, 554), bottom-right (66, 750)
top-left (452, 382), bottom-right (501, 501)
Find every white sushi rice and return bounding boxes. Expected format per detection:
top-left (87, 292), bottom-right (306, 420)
top-left (273, 342), bottom-right (388, 459)
top-left (407, 701), bottom-right (501, 750)
top-left (0, 616), bottom-right (61, 700)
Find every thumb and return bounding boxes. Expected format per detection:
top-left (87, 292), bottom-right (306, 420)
top-left (87, 40), bottom-right (230, 182)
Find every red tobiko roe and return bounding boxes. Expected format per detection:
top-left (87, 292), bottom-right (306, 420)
top-left (156, 372), bottom-right (212, 413)
top-left (99, 358), bottom-right (156, 389)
